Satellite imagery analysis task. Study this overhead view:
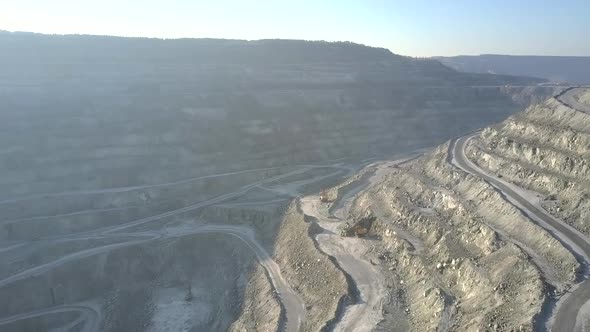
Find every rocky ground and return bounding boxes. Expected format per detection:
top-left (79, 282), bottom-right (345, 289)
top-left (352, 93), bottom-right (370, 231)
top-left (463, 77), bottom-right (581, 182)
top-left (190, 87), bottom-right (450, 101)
top-left (466, 89), bottom-right (590, 238)
top-left (353, 146), bottom-right (577, 331)
top-left (578, 90), bottom-right (590, 104)
top-left (272, 203), bottom-right (349, 332)
top-left (250, 89), bottom-right (590, 331)
top-left (229, 265), bottom-right (281, 332)
top-left (0, 33), bottom-right (571, 331)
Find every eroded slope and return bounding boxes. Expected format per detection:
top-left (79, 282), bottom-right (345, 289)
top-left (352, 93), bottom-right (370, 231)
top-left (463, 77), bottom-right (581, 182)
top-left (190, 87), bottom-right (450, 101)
top-left (466, 89), bottom-right (590, 238)
top-left (289, 89), bottom-right (590, 331)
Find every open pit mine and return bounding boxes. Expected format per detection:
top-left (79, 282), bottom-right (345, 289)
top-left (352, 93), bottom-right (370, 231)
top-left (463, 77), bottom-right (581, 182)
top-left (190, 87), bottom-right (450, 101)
top-left (1, 31), bottom-right (587, 332)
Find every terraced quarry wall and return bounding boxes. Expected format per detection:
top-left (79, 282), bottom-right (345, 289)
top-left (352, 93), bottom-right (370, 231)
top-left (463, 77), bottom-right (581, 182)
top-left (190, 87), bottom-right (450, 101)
top-left (0, 33), bottom-right (563, 332)
top-left (0, 35), bottom-right (555, 201)
top-left (467, 89), bottom-right (590, 238)
top-left (346, 147), bottom-right (577, 331)
top-left (281, 88), bottom-right (590, 331)
top-left (0, 234), bottom-right (256, 331)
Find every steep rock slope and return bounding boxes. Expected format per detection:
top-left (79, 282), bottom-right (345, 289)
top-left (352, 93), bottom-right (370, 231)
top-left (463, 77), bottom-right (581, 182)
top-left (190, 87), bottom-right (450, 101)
top-left (0, 32), bottom-right (552, 201)
top-left (347, 146), bottom-right (577, 331)
top-left (467, 88), bottom-right (590, 237)
top-left (272, 203), bottom-right (349, 332)
top-left (229, 265), bottom-right (282, 332)
top-left (0, 32), bottom-right (563, 331)
top-left (303, 89), bottom-right (590, 331)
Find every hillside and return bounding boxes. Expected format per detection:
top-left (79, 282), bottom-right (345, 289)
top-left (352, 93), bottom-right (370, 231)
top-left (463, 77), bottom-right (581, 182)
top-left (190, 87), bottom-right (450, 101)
top-left (280, 88), bottom-right (590, 331)
top-left (0, 32), bottom-right (559, 331)
top-left (0, 32), bottom-right (553, 199)
top-left (436, 54), bottom-right (590, 84)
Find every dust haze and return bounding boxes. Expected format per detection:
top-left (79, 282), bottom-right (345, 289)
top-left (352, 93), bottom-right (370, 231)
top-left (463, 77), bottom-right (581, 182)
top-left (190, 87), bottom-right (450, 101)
top-left (1, 30), bottom-right (590, 332)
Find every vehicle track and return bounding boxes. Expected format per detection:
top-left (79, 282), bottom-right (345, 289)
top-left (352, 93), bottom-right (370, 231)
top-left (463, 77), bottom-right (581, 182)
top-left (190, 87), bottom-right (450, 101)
top-left (300, 158), bottom-right (418, 332)
top-left (556, 87), bottom-right (590, 113)
top-left (0, 162), bottom-right (351, 205)
top-left (0, 224), bottom-right (306, 331)
top-left (0, 304), bottom-right (100, 332)
top-left (0, 166), bottom-right (290, 205)
top-left (0, 165), bottom-right (340, 331)
top-left (450, 130), bottom-right (590, 332)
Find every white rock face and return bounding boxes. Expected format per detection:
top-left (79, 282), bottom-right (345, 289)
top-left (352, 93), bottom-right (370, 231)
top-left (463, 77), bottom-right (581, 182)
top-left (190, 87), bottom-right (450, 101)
top-left (468, 91), bottom-right (590, 236)
top-left (326, 91), bottom-right (590, 331)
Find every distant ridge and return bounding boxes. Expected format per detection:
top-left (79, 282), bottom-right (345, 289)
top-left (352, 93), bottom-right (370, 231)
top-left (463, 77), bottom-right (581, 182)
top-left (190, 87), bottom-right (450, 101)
top-left (0, 30), bottom-right (544, 86)
top-left (435, 54), bottom-right (590, 84)
top-left (0, 30), bottom-right (402, 65)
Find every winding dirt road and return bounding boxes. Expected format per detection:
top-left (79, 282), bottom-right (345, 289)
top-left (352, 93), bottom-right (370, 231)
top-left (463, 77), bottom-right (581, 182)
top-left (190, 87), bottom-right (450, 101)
top-left (300, 158), bottom-right (418, 332)
top-left (450, 133), bottom-right (590, 332)
top-left (300, 194), bottom-right (384, 332)
top-left (556, 87), bottom-right (590, 114)
top-left (0, 304), bottom-right (100, 332)
top-left (0, 224), bottom-right (306, 331)
top-left (0, 164), bottom-right (349, 331)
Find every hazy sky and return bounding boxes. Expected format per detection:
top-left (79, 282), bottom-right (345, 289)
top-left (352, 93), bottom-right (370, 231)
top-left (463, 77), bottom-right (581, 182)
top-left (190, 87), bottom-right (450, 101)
top-left (2, 0), bottom-right (589, 57)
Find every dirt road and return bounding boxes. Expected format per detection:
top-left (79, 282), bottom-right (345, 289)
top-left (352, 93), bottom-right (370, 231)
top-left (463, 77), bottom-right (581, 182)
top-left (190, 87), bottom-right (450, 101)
top-left (300, 158), bottom-right (417, 332)
top-left (556, 87), bottom-right (590, 114)
top-left (0, 303), bottom-right (100, 332)
top-left (450, 134), bottom-right (590, 332)
top-left (0, 164), bottom-right (341, 331)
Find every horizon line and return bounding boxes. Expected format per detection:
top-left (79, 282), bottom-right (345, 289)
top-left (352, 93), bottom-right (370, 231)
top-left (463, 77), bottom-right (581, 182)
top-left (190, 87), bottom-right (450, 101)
top-left (2, 28), bottom-right (589, 58)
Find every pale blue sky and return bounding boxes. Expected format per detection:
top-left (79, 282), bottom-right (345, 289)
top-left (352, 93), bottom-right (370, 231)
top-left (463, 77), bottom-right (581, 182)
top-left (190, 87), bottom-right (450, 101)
top-left (1, 0), bottom-right (589, 56)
